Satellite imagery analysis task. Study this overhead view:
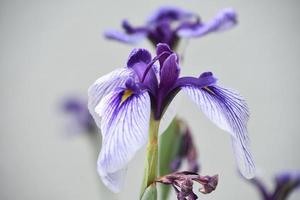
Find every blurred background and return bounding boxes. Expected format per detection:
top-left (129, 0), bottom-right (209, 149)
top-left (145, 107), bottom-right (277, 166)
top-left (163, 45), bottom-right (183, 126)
top-left (1, 0), bottom-right (300, 199)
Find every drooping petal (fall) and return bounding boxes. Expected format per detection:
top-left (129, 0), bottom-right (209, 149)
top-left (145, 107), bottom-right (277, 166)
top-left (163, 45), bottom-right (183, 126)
top-left (273, 171), bottom-right (300, 199)
top-left (104, 30), bottom-right (147, 44)
top-left (183, 85), bottom-right (255, 178)
top-left (88, 68), bottom-right (133, 127)
top-left (177, 8), bottom-right (237, 38)
top-left (248, 177), bottom-right (270, 199)
top-left (95, 88), bottom-right (151, 192)
top-left (158, 92), bottom-right (182, 134)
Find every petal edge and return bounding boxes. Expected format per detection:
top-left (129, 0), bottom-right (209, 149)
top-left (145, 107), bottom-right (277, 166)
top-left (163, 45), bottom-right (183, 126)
top-left (183, 85), bottom-right (255, 178)
top-left (95, 89), bottom-right (151, 192)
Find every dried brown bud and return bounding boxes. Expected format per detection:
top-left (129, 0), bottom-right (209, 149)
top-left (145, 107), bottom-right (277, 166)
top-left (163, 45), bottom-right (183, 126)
top-left (156, 171), bottom-right (218, 200)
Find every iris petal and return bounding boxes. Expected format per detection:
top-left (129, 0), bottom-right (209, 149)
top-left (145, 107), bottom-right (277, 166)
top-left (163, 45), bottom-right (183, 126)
top-left (159, 92), bottom-right (183, 134)
top-left (177, 8), bottom-right (237, 38)
top-left (98, 168), bottom-right (127, 193)
top-left (127, 48), bottom-right (158, 93)
top-left (104, 30), bottom-right (147, 44)
top-left (160, 53), bottom-right (180, 91)
top-left (156, 43), bottom-right (173, 67)
top-left (127, 48), bottom-right (152, 68)
top-left (88, 68), bottom-right (133, 127)
top-left (183, 85), bottom-right (255, 178)
top-left (95, 88), bottom-right (151, 192)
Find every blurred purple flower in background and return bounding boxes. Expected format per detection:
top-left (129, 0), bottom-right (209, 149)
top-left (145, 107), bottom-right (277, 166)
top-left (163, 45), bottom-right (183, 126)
top-left (156, 171), bottom-right (218, 200)
top-left (104, 6), bottom-right (237, 49)
top-left (62, 97), bottom-right (97, 134)
top-left (246, 171), bottom-right (300, 200)
top-left (171, 120), bottom-right (200, 173)
top-left (88, 43), bottom-right (254, 192)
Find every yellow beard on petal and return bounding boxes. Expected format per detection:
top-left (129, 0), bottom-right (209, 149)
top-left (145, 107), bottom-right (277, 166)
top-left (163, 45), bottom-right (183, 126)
top-left (120, 89), bottom-right (133, 104)
top-left (204, 86), bottom-right (216, 95)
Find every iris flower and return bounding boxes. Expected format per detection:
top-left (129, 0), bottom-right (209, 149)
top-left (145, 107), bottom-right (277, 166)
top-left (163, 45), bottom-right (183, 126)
top-left (88, 43), bottom-right (255, 192)
top-left (104, 6), bottom-right (237, 49)
top-left (62, 97), bottom-right (96, 134)
top-left (247, 171), bottom-right (300, 200)
top-left (170, 120), bottom-right (200, 173)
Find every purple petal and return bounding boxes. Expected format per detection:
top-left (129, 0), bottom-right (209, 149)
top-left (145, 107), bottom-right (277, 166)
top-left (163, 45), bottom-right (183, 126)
top-left (183, 85), bottom-right (255, 178)
top-left (177, 8), bottom-right (237, 38)
top-left (248, 178), bottom-right (270, 199)
top-left (156, 43), bottom-right (172, 55)
top-left (173, 72), bottom-right (217, 90)
top-left (147, 21), bottom-right (177, 47)
top-left (154, 53), bottom-right (180, 119)
top-left (156, 43), bottom-right (173, 67)
top-left (160, 53), bottom-right (180, 91)
top-left (122, 20), bottom-right (148, 34)
top-left (95, 88), bottom-right (151, 192)
top-left (127, 48), bottom-right (152, 67)
top-left (126, 48), bottom-right (158, 93)
top-left (272, 171), bottom-right (300, 200)
top-left (212, 8), bottom-right (237, 32)
top-left (104, 30), bottom-right (147, 44)
top-left (63, 98), bottom-right (84, 112)
top-left (88, 68), bottom-right (133, 128)
top-left (147, 6), bottom-right (194, 24)
top-left (63, 97), bottom-right (96, 133)
top-left (275, 171), bottom-right (300, 185)
top-left (274, 171), bottom-right (300, 192)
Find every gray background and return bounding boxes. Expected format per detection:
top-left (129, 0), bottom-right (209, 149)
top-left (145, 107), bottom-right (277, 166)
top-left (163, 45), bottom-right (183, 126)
top-left (1, 0), bottom-right (300, 199)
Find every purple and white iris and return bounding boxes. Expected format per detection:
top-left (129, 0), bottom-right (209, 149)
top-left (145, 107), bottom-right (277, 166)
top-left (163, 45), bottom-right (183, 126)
top-left (88, 43), bottom-right (255, 192)
top-left (247, 171), bottom-right (300, 200)
top-left (104, 6), bottom-right (237, 49)
top-left (62, 97), bottom-right (96, 134)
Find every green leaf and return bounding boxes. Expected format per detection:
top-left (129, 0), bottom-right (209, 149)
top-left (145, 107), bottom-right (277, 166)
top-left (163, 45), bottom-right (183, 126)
top-left (141, 184), bottom-right (157, 200)
top-left (159, 118), bottom-right (182, 200)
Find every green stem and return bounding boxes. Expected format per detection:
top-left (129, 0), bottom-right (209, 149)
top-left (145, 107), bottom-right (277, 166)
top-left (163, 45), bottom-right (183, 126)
top-left (140, 114), bottom-right (160, 199)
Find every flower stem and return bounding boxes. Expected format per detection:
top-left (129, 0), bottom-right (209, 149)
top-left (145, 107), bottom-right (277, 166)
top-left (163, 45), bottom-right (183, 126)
top-left (140, 114), bottom-right (160, 199)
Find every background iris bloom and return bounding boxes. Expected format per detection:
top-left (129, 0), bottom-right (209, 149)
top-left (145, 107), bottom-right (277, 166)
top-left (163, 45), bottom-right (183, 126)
top-left (247, 171), bottom-right (300, 200)
top-left (88, 43), bottom-right (255, 192)
top-left (105, 6), bottom-right (237, 49)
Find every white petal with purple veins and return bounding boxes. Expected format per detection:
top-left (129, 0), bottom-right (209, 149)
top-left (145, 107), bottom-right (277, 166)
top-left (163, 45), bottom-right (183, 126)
top-left (88, 68), bottom-right (133, 127)
top-left (95, 89), bottom-right (151, 192)
top-left (159, 92), bottom-right (183, 134)
top-left (98, 168), bottom-right (127, 193)
top-left (183, 85), bottom-right (255, 178)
